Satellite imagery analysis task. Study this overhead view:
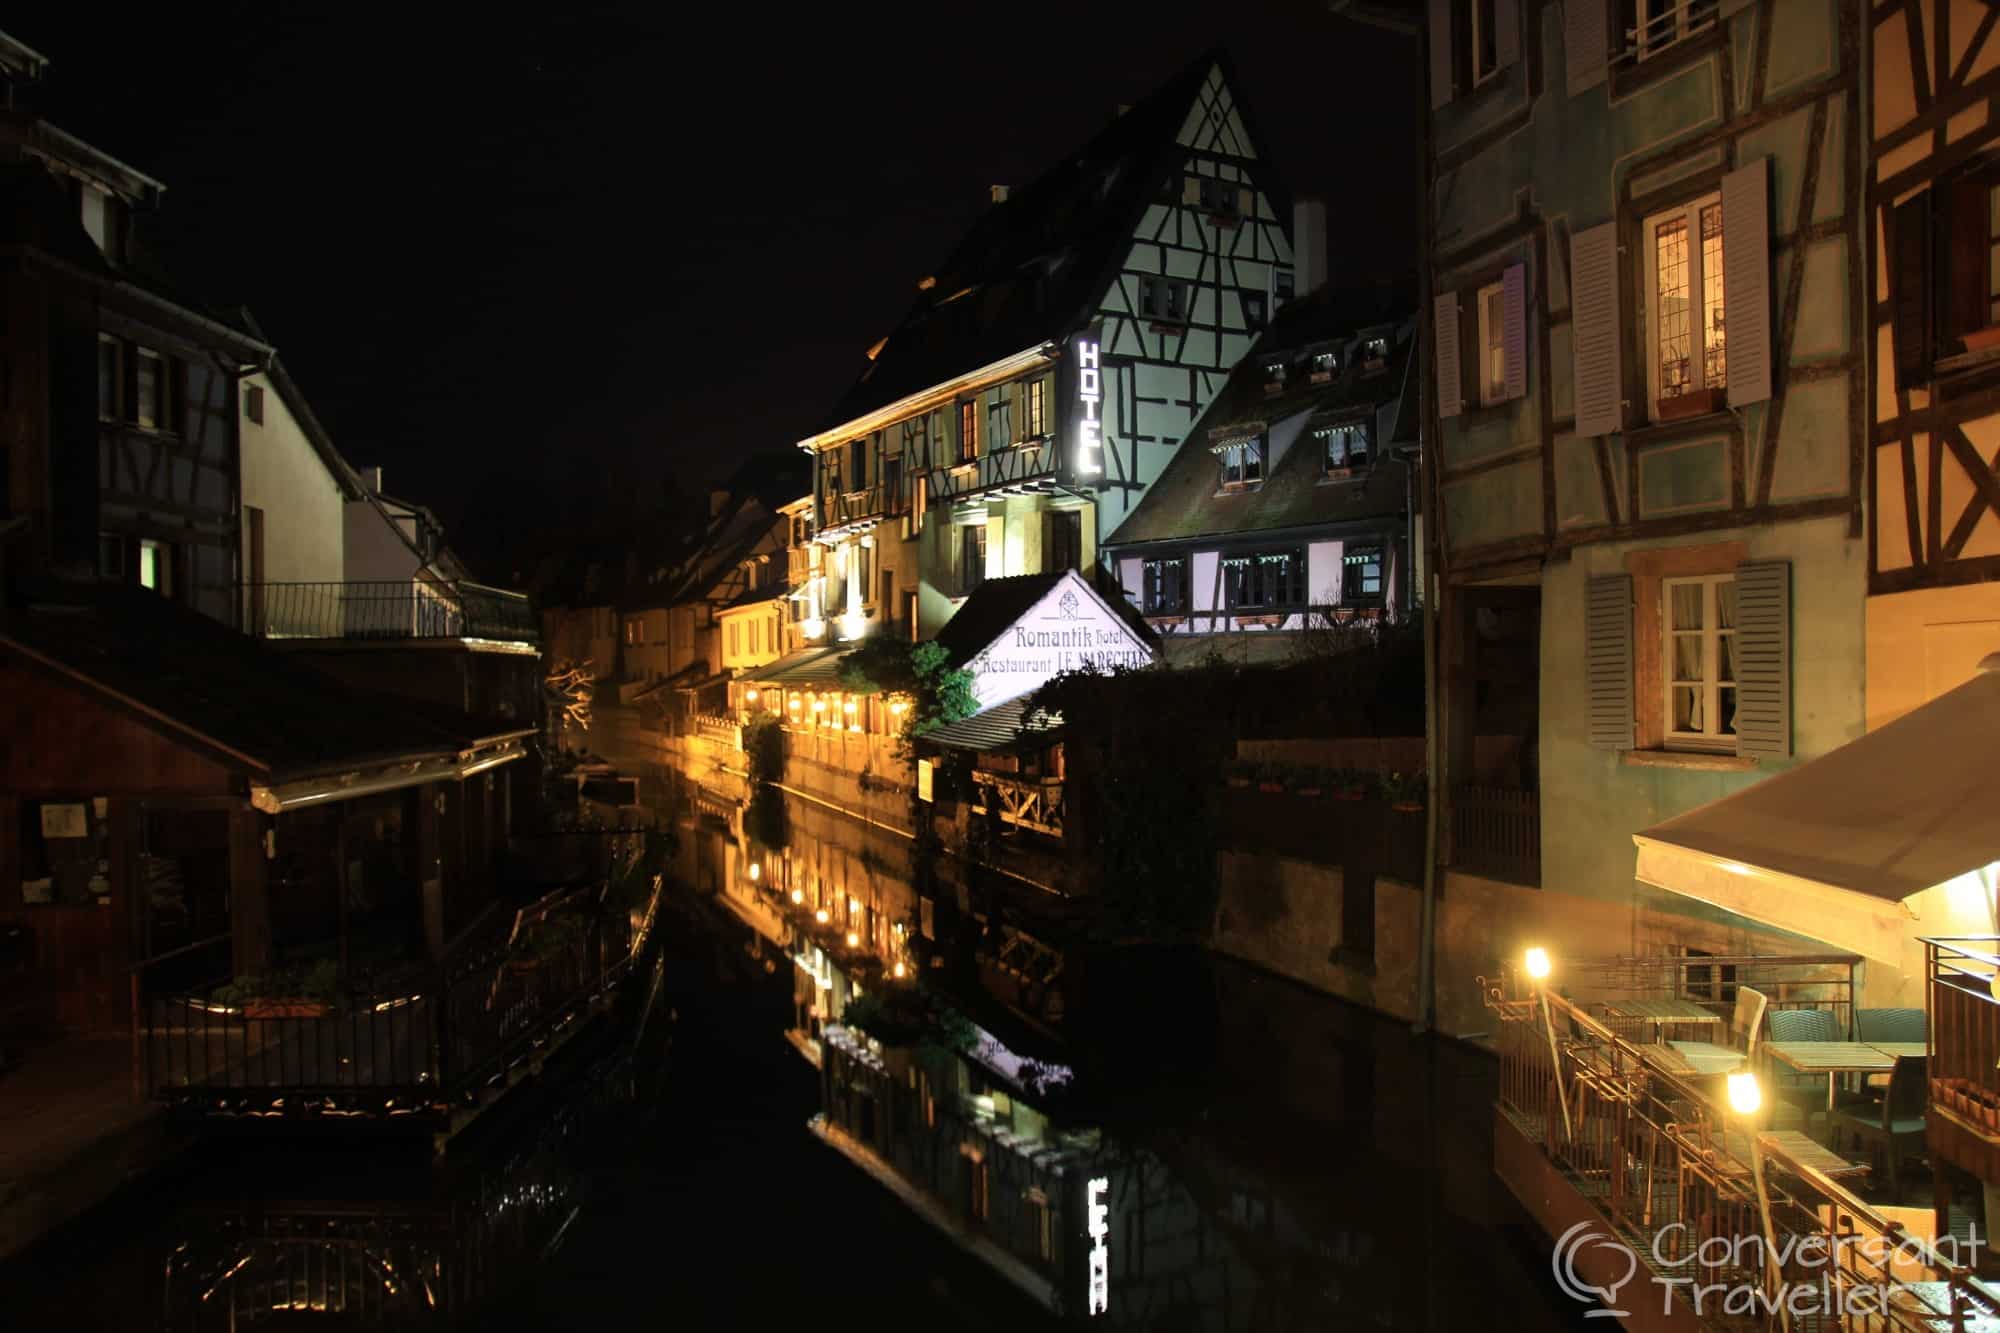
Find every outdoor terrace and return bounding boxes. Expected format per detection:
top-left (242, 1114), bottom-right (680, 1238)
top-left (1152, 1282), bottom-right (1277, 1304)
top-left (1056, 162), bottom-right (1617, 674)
top-left (240, 580), bottom-right (538, 645)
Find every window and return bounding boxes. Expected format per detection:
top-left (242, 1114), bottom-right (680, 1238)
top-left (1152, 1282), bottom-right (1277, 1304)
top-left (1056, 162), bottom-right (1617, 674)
top-left (907, 475), bottom-right (927, 539)
top-left (1310, 351), bottom-right (1338, 383)
top-left (1222, 548), bottom-right (1304, 610)
top-left (1272, 269), bottom-right (1296, 313)
top-left (1021, 377), bottom-right (1049, 438)
top-left (1477, 281), bottom-right (1507, 405)
top-left (97, 336), bottom-right (121, 422)
top-left (729, 622), bottom-right (740, 657)
top-left (1318, 421), bottom-right (1373, 475)
top-left (1242, 290), bottom-right (1268, 331)
top-left (1046, 510), bottom-right (1082, 571)
top-left (880, 570), bottom-right (895, 618)
top-left (848, 437), bottom-right (868, 491)
top-left (957, 400), bottom-right (978, 463)
top-left (1139, 275), bottom-right (1190, 324)
top-left (133, 348), bottom-right (162, 429)
top-left (1921, 158), bottom-right (2000, 362)
top-left (1342, 544), bottom-right (1385, 604)
top-left (1143, 557), bottom-right (1187, 614)
top-left (624, 619), bottom-right (642, 646)
top-left (1263, 360), bottom-right (1287, 394)
top-left (958, 524), bottom-right (987, 593)
top-left (1644, 191), bottom-right (1727, 418)
top-left (987, 388), bottom-right (1012, 451)
top-left (137, 539), bottom-right (172, 596)
top-left (1196, 176), bottom-right (1239, 220)
top-left (1358, 334), bottom-right (1390, 370)
top-left (883, 455), bottom-right (903, 516)
top-left (1621, 0), bottom-right (1718, 61)
top-left (1031, 1194), bottom-right (1056, 1263)
top-left (1663, 573), bottom-right (1737, 748)
top-left (1218, 438), bottom-right (1264, 488)
top-left (1470, 0), bottom-right (1500, 84)
top-left (244, 383), bottom-right (265, 425)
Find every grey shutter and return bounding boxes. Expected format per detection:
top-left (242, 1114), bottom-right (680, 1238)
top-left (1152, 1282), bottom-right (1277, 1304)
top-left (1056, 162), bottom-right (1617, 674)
top-left (1435, 290), bottom-right (1463, 420)
top-left (1566, 0), bottom-right (1608, 96)
top-left (1502, 262), bottom-right (1528, 401)
top-left (1571, 222), bottom-right (1622, 437)
top-left (1496, 0), bottom-right (1522, 66)
top-left (1733, 559), bottom-right (1791, 757)
top-left (1428, 0), bottom-right (1453, 109)
top-left (1722, 157), bottom-right (1773, 407)
top-left (1585, 574), bottom-right (1634, 751)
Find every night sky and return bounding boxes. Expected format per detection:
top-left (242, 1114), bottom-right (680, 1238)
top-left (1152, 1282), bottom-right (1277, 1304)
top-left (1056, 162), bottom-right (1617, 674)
top-left (13, 4), bottom-right (1418, 579)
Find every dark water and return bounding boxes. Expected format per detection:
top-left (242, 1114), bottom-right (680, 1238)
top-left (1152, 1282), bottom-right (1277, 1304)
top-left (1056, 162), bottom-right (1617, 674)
top-left (2, 778), bottom-right (1587, 1331)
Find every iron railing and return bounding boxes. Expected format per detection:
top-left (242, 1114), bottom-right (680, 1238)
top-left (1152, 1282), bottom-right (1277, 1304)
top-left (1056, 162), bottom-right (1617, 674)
top-left (972, 775), bottom-right (1066, 838)
top-left (240, 580), bottom-right (538, 644)
top-left (1483, 968), bottom-right (1995, 1330)
top-left (1450, 784), bottom-right (1540, 885)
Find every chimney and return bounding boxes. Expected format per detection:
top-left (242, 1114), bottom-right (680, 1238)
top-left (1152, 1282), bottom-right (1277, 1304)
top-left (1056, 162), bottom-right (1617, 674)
top-left (1293, 199), bottom-right (1328, 299)
top-left (360, 465), bottom-right (384, 494)
top-left (709, 487), bottom-right (730, 519)
top-left (990, 184), bottom-right (1010, 204)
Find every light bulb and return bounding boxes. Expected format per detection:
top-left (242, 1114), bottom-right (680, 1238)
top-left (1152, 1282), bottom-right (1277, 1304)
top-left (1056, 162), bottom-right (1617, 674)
top-left (746, 688), bottom-right (759, 702)
top-left (748, 863), bottom-right (760, 881)
top-left (1524, 947), bottom-right (1551, 981)
top-left (845, 931), bottom-right (859, 948)
top-left (893, 961), bottom-right (906, 978)
top-left (815, 908), bottom-right (829, 923)
top-left (1727, 1071), bottom-right (1761, 1116)
top-left (791, 889), bottom-right (804, 904)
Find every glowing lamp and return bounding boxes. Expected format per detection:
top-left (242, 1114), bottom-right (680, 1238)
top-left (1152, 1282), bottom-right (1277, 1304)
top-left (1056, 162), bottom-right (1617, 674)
top-left (845, 931), bottom-right (859, 948)
top-left (746, 688), bottom-right (759, 702)
top-left (812, 699), bottom-right (826, 712)
top-left (889, 700), bottom-right (907, 716)
top-left (815, 908), bottom-right (829, 924)
top-left (1524, 947), bottom-right (1551, 982)
top-left (843, 699), bottom-right (857, 714)
top-left (747, 862), bottom-right (760, 882)
top-left (788, 696), bottom-right (801, 711)
top-left (791, 888), bottom-right (804, 905)
top-left (893, 961), bottom-right (906, 978)
top-left (1726, 1071), bottom-right (1762, 1116)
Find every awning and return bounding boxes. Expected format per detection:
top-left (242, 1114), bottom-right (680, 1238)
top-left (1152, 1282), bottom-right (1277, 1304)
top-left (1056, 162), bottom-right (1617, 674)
top-left (250, 733), bottom-right (532, 812)
top-left (1633, 661), bottom-right (2000, 964)
top-left (922, 697), bottom-right (1064, 752)
top-left (744, 645), bottom-right (855, 687)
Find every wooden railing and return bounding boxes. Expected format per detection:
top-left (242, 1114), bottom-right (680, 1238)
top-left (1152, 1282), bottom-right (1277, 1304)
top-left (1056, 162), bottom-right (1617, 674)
top-left (1483, 970), bottom-right (1993, 1330)
top-left (1927, 938), bottom-right (2000, 1157)
top-left (1449, 784), bottom-right (1539, 885)
top-left (972, 775), bottom-right (1065, 838)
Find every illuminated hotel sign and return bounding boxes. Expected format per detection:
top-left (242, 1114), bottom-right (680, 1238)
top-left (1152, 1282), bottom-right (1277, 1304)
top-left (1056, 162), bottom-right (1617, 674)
top-left (1086, 1176), bottom-right (1110, 1316)
top-left (1074, 335), bottom-right (1103, 476)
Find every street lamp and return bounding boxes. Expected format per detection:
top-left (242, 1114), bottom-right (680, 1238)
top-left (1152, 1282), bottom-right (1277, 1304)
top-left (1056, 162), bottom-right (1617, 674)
top-left (1526, 947), bottom-right (1572, 1141)
top-left (1730, 1070), bottom-right (1787, 1329)
top-left (790, 888), bottom-right (804, 905)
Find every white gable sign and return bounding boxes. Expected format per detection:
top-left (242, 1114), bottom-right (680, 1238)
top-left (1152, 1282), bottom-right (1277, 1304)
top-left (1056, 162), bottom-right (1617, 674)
top-left (962, 571), bottom-right (1155, 710)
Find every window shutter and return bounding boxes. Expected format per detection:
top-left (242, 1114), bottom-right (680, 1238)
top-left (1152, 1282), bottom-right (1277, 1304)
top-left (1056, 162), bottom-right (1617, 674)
top-left (1495, 0), bottom-right (1521, 67)
top-left (1502, 262), bottom-right (1528, 401)
top-left (1585, 574), bottom-right (1634, 751)
top-left (1434, 291), bottom-right (1463, 419)
top-left (1428, 0), bottom-right (1453, 109)
top-left (1944, 177), bottom-right (1988, 348)
top-left (1733, 559), bottom-right (1791, 758)
top-left (1566, 0), bottom-right (1608, 96)
top-left (1722, 157), bottom-right (1773, 407)
top-left (1891, 191), bottom-right (1933, 390)
top-left (1570, 223), bottom-right (1623, 437)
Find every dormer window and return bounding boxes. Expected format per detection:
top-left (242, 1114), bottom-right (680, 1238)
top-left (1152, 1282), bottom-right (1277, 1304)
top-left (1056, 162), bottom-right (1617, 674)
top-left (1263, 361), bottom-right (1287, 395)
top-left (1358, 336), bottom-right (1390, 371)
top-left (1140, 276), bottom-right (1191, 325)
top-left (1310, 352), bottom-right (1338, 384)
top-left (1216, 437), bottom-right (1264, 489)
top-left (1317, 420), bottom-right (1373, 478)
top-left (1195, 177), bottom-right (1243, 223)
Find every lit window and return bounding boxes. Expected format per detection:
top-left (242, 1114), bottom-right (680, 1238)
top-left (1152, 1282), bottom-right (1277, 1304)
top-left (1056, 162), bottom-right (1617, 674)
top-left (1218, 439), bottom-right (1264, 488)
top-left (1142, 556), bottom-right (1187, 614)
top-left (1644, 191), bottom-right (1727, 419)
top-left (1222, 548), bottom-right (1304, 610)
top-left (1664, 573), bottom-right (1738, 748)
top-left (137, 539), bottom-right (171, 595)
top-left (1342, 544), bottom-right (1384, 604)
top-left (1310, 351), bottom-right (1337, 383)
top-left (1478, 281), bottom-right (1507, 406)
top-left (1357, 335), bottom-right (1390, 369)
top-left (1318, 421), bottom-right (1373, 475)
top-left (958, 400), bottom-right (978, 463)
top-left (1021, 377), bottom-right (1049, 438)
top-left (1263, 360), bottom-right (1286, 394)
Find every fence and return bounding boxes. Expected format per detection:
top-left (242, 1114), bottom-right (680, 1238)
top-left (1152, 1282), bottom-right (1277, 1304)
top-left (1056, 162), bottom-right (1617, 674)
top-left (1484, 968), bottom-right (1990, 1331)
top-left (972, 775), bottom-right (1066, 838)
top-left (1449, 784), bottom-right (1539, 885)
top-left (241, 580), bottom-right (537, 644)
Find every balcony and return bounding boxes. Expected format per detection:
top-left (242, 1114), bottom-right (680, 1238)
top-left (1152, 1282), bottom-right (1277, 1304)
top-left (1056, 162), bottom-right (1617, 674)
top-left (971, 774), bottom-right (1065, 838)
top-left (818, 485), bottom-right (886, 537)
top-left (1450, 784), bottom-right (1540, 886)
top-left (1926, 938), bottom-right (2000, 1182)
top-left (241, 580), bottom-right (538, 645)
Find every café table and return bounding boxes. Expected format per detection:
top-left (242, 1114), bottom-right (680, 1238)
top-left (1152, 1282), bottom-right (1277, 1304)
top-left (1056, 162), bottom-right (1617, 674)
top-left (1600, 997), bottom-right (1725, 1042)
top-left (1763, 1040), bottom-right (1897, 1112)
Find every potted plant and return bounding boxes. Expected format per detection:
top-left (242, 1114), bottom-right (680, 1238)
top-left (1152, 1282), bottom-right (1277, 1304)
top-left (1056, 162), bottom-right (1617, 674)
top-left (1294, 766), bottom-right (1325, 798)
top-left (1331, 767), bottom-right (1368, 801)
top-left (1380, 770), bottom-right (1427, 813)
top-left (213, 959), bottom-right (342, 1019)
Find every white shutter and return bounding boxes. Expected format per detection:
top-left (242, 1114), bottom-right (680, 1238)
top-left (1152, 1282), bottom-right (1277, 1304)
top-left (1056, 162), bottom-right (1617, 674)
top-left (1435, 290), bottom-right (1463, 420)
top-left (1585, 575), bottom-right (1634, 751)
top-left (1496, 0), bottom-right (1521, 67)
top-left (1733, 560), bottom-right (1791, 757)
top-left (1570, 223), bottom-right (1623, 437)
top-left (1429, 0), bottom-right (1453, 109)
top-left (1722, 156), bottom-right (1773, 407)
top-left (1566, 0), bottom-right (1608, 96)
top-left (1502, 262), bottom-right (1528, 402)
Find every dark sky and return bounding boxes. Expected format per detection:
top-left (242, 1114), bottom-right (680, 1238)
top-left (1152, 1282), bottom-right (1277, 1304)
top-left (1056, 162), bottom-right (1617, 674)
top-left (13, 4), bottom-right (1418, 579)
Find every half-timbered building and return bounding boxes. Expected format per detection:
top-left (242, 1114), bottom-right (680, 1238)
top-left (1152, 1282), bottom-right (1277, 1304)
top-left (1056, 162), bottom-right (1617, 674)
top-left (1102, 279), bottom-right (1421, 663)
top-left (798, 51), bottom-right (1295, 654)
top-left (1413, 0), bottom-right (1872, 1031)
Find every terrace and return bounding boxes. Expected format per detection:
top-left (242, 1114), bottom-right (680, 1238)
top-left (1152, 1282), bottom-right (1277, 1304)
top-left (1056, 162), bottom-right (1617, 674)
top-left (241, 580), bottom-right (538, 646)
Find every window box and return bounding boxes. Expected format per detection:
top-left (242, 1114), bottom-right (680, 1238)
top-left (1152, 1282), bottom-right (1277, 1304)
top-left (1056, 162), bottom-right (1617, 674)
top-left (245, 999), bottom-right (330, 1019)
top-left (1235, 613), bottom-right (1285, 628)
top-left (1656, 386), bottom-right (1725, 421)
top-left (1963, 326), bottom-right (2000, 355)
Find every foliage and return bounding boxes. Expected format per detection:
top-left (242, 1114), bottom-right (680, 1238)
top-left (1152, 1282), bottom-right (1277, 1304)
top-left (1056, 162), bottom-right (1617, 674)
top-left (841, 988), bottom-right (926, 1047)
top-left (1378, 769), bottom-right (1428, 805)
top-left (744, 714), bottom-right (785, 789)
top-left (212, 958), bottom-right (342, 1007)
top-left (835, 637), bottom-right (976, 758)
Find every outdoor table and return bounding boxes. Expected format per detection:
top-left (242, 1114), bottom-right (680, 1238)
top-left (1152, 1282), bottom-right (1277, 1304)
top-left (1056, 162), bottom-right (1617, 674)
top-left (1755, 1130), bottom-right (1869, 1182)
top-left (1867, 1041), bottom-right (1929, 1060)
top-left (1764, 1040), bottom-right (1896, 1112)
top-left (1601, 998), bottom-right (1724, 1041)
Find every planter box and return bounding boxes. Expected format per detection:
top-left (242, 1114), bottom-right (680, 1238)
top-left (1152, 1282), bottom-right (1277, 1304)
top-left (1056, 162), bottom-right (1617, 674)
top-left (244, 999), bottom-right (329, 1019)
top-left (1656, 387), bottom-right (1725, 421)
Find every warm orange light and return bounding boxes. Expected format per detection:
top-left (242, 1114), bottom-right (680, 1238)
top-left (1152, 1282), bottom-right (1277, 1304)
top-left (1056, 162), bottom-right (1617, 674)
top-left (893, 961), bottom-right (907, 978)
top-left (746, 688), bottom-right (759, 702)
top-left (747, 862), bottom-right (760, 882)
top-left (814, 908), bottom-right (829, 923)
top-left (791, 888), bottom-right (804, 904)
top-left (845, 931), bottom-right (860, 948)
top-left (843, 700), bottom-right (857, 714)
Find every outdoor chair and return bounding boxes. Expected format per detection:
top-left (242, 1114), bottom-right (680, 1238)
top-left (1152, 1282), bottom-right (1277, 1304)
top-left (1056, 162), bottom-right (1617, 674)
top-left (1855, 1008), bottom-right (1927, 1043)
top-left (1765, 1007), bottom-right (1843, 1131)
top-left (1832, 1055), bottom-right (1927, 1200)
top-left (1670, 985), bottom-right (1768, 1077)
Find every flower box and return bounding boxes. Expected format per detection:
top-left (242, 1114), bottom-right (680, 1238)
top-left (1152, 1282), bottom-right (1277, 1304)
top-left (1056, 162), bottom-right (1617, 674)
top-left (1257, 781), bottom-right (1287, 794)
top-left (1295, 786), bottom-right (1323, 798)
top-left (1225, 776), bottom-right (1252, 789)
top-left (1656, 387), bottom-right (1725, 421)
top-left (244, 999), bottom-right (329, 1020)
top-left (1391, 800), bottom-right (1425, 814)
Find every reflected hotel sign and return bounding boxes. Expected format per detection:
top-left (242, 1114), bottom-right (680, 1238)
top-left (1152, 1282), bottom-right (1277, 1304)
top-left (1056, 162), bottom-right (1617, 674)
top-left (1074, 334), bottom-right (1103, 476)
top-left (1086, 1175), bottom-right (1110, 1316)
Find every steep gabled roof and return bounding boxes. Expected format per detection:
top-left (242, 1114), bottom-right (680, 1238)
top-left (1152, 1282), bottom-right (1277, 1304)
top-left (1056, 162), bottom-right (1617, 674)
top-left (816, 49), bottom-right (1282, 435)
top-left (1102, 277), bottom-right (1419, 550)
top-left (934, 570), bottom-right (1158, 671)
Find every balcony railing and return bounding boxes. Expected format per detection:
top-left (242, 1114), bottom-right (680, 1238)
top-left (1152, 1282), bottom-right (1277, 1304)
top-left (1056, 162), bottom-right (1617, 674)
top-left (241, 580), bottom-right (538, 644)
top-left (971, 774), bottom-right (1065, 838)
top-left (1483, 965), bottom-right (1993, 1330)
top-left (818, 485), bottom-right (886, 534)
top-left (1926, 938), bottom-right (2000, 1172)
top-left (1450, 784), bottom-right (1540, 885)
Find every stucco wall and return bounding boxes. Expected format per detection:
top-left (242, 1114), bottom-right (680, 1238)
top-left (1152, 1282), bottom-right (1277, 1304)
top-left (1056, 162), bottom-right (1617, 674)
top-left (1865, 583), bottom-right (2000, 732)
top-left (239, 373), bottom-right (344, 587)
top-left (344, 498), bottom-right (417, 583)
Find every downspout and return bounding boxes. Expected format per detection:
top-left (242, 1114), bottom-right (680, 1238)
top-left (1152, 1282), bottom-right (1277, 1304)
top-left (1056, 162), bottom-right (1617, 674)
top-left (1412, 10), bottom-right (1443, 1038)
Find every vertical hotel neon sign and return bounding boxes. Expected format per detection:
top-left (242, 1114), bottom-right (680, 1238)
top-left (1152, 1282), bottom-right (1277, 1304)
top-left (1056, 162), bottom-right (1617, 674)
top-left (1086, 1175), bottom-right (1110, 1315)
top-left (1074, 335), bottom-right (1104, 476)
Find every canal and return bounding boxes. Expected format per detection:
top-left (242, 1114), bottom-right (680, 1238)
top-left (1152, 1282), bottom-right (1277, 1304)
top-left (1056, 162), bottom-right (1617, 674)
top-left (1, 773), bottom-right (1589, 1330)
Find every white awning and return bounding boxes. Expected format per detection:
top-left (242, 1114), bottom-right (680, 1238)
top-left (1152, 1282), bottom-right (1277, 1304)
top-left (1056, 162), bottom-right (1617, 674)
top-left (1633, 660), bottom-right (2000, 964)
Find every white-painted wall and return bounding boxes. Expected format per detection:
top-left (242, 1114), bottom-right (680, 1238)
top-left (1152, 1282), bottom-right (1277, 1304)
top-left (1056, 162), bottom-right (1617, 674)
top-left (239, 371), bottom-right (346, 587)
